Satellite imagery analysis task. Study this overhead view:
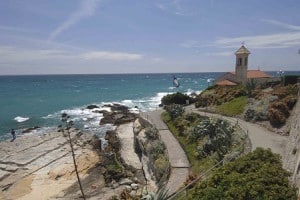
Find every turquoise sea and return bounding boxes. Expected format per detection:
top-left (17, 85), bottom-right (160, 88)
top-left (0, 73), bottom-right (217, 140)
top-left (0, 72), bottom-right (297, 141)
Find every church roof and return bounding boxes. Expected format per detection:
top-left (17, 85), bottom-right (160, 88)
top-left (247, 70), bottom-right (271, 78)
top-left (229, 70), bottom-right (271, 79)
top-left (215, 79), bottom-right (237, 86)
top-left (235, 45), bottom-right (251, 55)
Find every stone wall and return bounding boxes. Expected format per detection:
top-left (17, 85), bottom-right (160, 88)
top-left (283, 91), bottom-right (300, 189)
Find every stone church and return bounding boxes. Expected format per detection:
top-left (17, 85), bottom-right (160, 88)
top-left (215, 45), bottom-right (272, 86)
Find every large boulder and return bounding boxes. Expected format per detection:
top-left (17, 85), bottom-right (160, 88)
top-left (86, 104), bottom-right (99, 109)
top-left (100, 104), bottom-right (137, 125)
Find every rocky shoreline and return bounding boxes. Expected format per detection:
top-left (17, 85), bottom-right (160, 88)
top-left (0, 104), bottom-right (169, 200)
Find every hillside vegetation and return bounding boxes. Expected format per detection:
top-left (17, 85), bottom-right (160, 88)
top-left (162, 104), bottom-right (246, 175)
top-left (161, 105), bottom-right (296, 199)
top-left (187, 148), bottom-right (297, 200)
top-left (195, 82), bottom-right (299, 128)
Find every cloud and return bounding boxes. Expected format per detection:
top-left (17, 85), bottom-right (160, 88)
top-left (181, 20), bottom-right (300, 50)
top-left (215, 32), bottom-right (300, 49)
top-left (49, 0), bottom-right (100, 40)
top-left (0, 25), bottom-right (37, 34)
top-left (0, 46), bottom-right (73, 62)
top-left (181, 40), bottom-right (205, 48)
top-left (0, 45), bottom-right (143, 63)
top-left (206, 51), bottom-right (233, 56)
top-left (81, 51), bottom-right (143, 61)
top-left (155, 0), bottom-right (196, 16)
top-left (214, 20), bottom-right (300, 49)
top-left (262, 19), bottom-right (300, 31)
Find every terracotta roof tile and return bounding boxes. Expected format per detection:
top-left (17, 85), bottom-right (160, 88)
top-left (215, 79), bottom-right (237, 86)
top-left (247, 70), bottom-right (271, 78)
top-left (230, 70), bottom-right (271, 78)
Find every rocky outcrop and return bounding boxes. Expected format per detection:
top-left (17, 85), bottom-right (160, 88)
top-left (100, 104), bottom-right (137, 125)
top-left (86, 104), bottom-right (99, 109)
top-left (133, 117), bottom-right (170, 186)
top-left (21, 126), bottom-right (40, 133)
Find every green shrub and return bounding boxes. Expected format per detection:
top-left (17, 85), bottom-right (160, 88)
top-left (165, 104), bottom-right (184, 119)
top-left (161, 92), bottom-right (191, 105)
top-left (187, 148), bottom-right (297, 200)
top-left (151, 141), bottom-right (166, 160)
top-left (154, 154), bottom-right (169, 179)
top-left (144, 127), bottom-right (159, 140)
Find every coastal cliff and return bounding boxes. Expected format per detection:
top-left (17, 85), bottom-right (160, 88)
top-left (0, 104), bottom-right (169, 199)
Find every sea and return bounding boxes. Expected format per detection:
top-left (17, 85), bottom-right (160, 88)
top-left (0, 71), bottom-right (297, 141)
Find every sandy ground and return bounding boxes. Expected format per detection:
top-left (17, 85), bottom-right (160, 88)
top-left (0, 130), bottom-right (100, 200)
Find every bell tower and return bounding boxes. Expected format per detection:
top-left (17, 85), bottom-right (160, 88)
top-left (235, 45), bottom-right (250, 84)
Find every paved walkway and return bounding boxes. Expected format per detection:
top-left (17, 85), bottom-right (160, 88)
top-left (186, 106), bottom-right (287, 157)
top-left (143, 110), bottom-right (190, 196)
top-left (143, 104), bottom-right (288, 197)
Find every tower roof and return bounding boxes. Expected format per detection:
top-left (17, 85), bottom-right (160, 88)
top-left (235, 45), bottom-right (250, 55)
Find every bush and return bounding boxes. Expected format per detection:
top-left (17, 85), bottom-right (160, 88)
top-left (144, 127), bottom-right (159, 140)
top-left (154, 154), bottom-right (169, 179)
top-left (268, 108), bottom-right (286, 126)
top-left (283, 95), bottom-right (297, 110)
top-left (151, 141), bottom-right (166, 160)
top-left (161, 92), bottom-right (191, 105)
top-left (165, 104), bottom-right (184, 119)
top-left (188, 148), bottom-right (297, 200)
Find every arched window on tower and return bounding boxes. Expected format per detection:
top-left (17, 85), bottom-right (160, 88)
top-left (238, 58), bottom-right (242, 66)
top-left (244, 57), bottom-right (248, 66)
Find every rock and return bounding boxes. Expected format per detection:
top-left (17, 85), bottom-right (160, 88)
top-left (129, 190), bottom-right (137, 197)
top-left (112, 182), bottom-right (119, 189)
top-left (100, 104), bottom-right (137, 125)
top-left (22, 126), bottom-right (40, 133)
top-left (119, 178), bottom-right (133, 185)
top-left (86, 104), bottom-right (99, 109)
top-left (125, 185), bottom-right (132, 193)
top-left (131, 183), bottom-right (139, 190)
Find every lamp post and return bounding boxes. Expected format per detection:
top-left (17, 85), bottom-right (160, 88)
top-left (277, 69), bottom-right (285, 86)
top-left (277, 69), bottom-right (284, 77)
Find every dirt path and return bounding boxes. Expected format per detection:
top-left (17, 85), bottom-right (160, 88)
top-left (142, 110), bottom-right (190, 196)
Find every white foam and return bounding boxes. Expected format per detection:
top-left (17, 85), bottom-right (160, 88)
top-left (185, 89), bottom-right (202, 96)
top-left (14, 116), bottom-right (29, 123)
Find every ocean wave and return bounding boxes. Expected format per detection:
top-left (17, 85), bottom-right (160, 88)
top-left (186, 89), bottom-right (202, 96)
top-left (14, 116), bottom-right (30, 123)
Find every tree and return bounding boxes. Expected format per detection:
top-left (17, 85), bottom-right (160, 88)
top-left (60, 113), bottom-right (86, 200)
top-left (161, 92), bottom-right (191, 105)
top-left (188, 148), bottom-right (297, 200)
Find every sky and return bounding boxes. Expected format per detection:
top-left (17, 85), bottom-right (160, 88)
top-left (0, 0), bottom-right (299, 75)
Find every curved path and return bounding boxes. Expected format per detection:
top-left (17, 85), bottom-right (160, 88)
top-left (186, 105), bottom-right (287, 157)
top-left (143, 104), bottom-right (288, 197)
top-left (142, 110), bottom-right (190, 196)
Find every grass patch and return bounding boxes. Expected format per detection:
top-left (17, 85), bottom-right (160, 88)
top-left (216, 96), bottom-right (247, 116)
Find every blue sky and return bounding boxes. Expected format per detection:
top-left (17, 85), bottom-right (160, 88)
top-left (0, 0), bottom-right (299, 75)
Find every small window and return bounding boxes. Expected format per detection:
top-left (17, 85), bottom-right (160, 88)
top-left (238, 58), bottom-right (242, 66)
top-left (244, 57), bottom-right (248, 66)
